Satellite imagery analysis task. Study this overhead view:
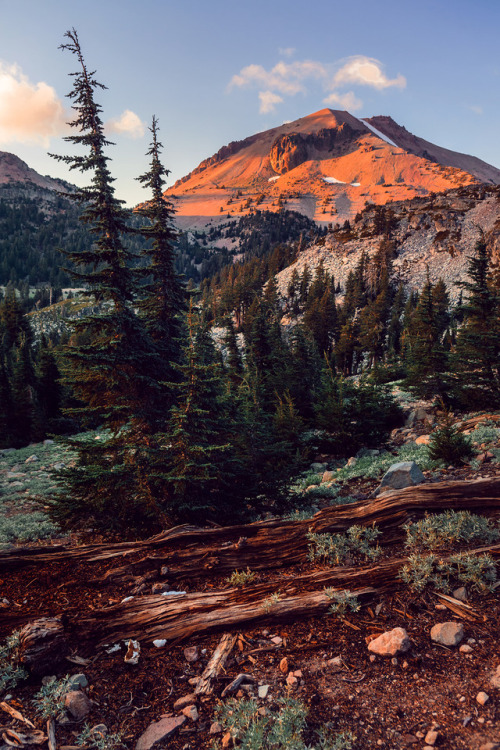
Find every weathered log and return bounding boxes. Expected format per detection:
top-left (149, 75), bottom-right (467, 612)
top-left (18, 618), bottom-right (68, 675)
top-left (78, 541), bottom-right (500, 645)
top-left (47, 719), bottom-right (56, 750)
top-left (195, 633), bottom-right (238, 695)
top-left (1, 478), bottom-right (499, 577)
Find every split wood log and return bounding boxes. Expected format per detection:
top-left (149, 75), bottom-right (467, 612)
top-left (456, 414), bottom-right (500, 432)
top-left (18, 618), bottom-right (68, 675)
top-left (0, 703), bottom-right (35, 729)
top-left (195, 633), bottom-right (238, 695)
top-left (78, 541), bottom-right (500, 645)
top-left (47, 719), bottom-right (56, 750)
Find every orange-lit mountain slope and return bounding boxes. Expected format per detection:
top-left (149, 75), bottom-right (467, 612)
top-left (165, 109), bottom-right (500, 229)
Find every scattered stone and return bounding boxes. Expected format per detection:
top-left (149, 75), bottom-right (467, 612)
top-left (327, 656), bottom-right (343, 670)
top-left (173, 694), bottom-right (197, 711)
top-left (415, 435), bottom-right (431, 445)
top-left (476, 692), bottom-right (490, 706)
top-left (153, 639), bottom-right (167, 649)
top-left (453, 587), bottom-right (468, 602)
top-left (52, 463), bottom-right (65, 471)
top-left (90, 725), bottom-right (108, 737)
top-left (459, 644), bottom-right (473, 654)
top-left (375, 461), bottom-right (425, 495)
top-left (424, 730), bottom-right (439, 746)
top-left (286, 672), bottom-right (298, 687)
top-left (221, 731), bottom-right (232, 749)
top-left (181, 705), bottom-right (198, 721)
top-left (477, 451), bottom-right (494, 464)
top-left (43, 439), bottom-right (54, 446)
top-left (346, 456), bottom-right (357, 467)
top-left (258, 685), bottom-right (270, 699)
top-left (490, 665), bottom-right (500, 688)
top-left (25, 454), bottom-right (39, 463)
top-left (430, 622), bottom-right (464, 647)
top-left (322, 470), bottom-right (335, 483)
top-left (210, 722), bottom-right (223, 735)
top-left (64, 690), bottom-right (92, 721)
top-left (183, 646), bottom-right (199, 663)
top-left (310, 462), bottom-right (327, 472)
top-left (124, 640), bottom-right (140, 665)
top-left (270, 636), bottom-right (283, 646)
top-left (279, 657), bottom-right (288, 674)
top-left (294, 670), bottom-right (303, 678)
top-left (305, 485), bottom-right (318, 492)
top-left (151, 583), bottom-right (170, 594)
top-left (68, 673), bottom-right (88, 689)
top-left (367, 628), bottom-right (410, 657)
top-left (135, 716), bottom-right (186, 750)
top-left (42, 675), bottom-right (56, 686)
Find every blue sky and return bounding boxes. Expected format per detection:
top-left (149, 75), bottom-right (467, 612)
top-left (0, 0), bottom-right (498, 205)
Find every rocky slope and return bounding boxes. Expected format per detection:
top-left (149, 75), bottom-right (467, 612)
top-left (165, 109), bottom-right (500, 230)
top-left (275, 184), bottom-right (500, 302)
top-left (0, 151), bottom-right (66, 193)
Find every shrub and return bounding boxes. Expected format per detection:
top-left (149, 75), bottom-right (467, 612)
top-left (427, 414), bottom-right (475, 465)
top-left (404, 511), bottom-right (500, 551)
top-left (33, 675), bottom-right (73, 719)
top-left (308, 525), bottom-right (381, 566)
top-left (324, 588), bottom-right (361, 617)
top-left (0, 630), bottom-right (28, 693)
top-left (77, 724), bottom-right (124, 750)
top-left (0, 512), bottom-right (59, 545)
top-left (213, 696), bottom-right (355, 750)
top-left (226, 569), bottom-right (257, 587)
top-left (399, 552), bottom-right (497, 594)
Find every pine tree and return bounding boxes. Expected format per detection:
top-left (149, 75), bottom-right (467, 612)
top-left (452, 239), bottom-right (500, 407)
top-left (49, 29), bottom-right (161, 532)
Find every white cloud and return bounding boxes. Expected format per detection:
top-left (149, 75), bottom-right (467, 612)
top-left (106, 109), bottom-right (145, 138)
top-left (259, 91), bottom-right (284, 114)
top-left (0, 61), bottom-right (68, 146)
top-left (467, 104), bottom-right (483, 115)
top-left (229, 60), bottom-right (326, 96)
top-left (229, 55), bottom-right (405, 114)
top-left (323, 90), bottom-right (363, 111)
top-left (333, 56), bottom-right (406, 90)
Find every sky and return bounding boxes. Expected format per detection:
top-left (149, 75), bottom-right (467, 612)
top-left (0, 0), bottom-right (499, 206)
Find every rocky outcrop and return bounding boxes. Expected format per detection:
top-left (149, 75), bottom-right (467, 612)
top-left (270, 133), bottom-right (309, 175)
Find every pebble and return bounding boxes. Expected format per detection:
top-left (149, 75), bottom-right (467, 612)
top-left (135, 716), bottom-right (185, 750)
top-left (279, 657), bottom-right (288, 673)
top-left (476, 691), bottom-right (489, 705)
top-left (209, 722), bottom-right (223, 735)
top-left (183, 646), bottom-right (199, 663)
top-left (430, 622), bottom-right (464, 646)
top-left (368, 628), bottom-right (410, 657)
top-left (424, 730), bottom-right (438, 746)
top-left (68, 673), bottom-right (88, 689)
top-left (270, 636), bottom-right (282, 646)
top-left (258, 685), bottom-right (269, 699)
top-left (490, 664), bottom-right (500, 688)
top-left (173, 694), bottom-right (197, 711)
top-left (459, 644), bottom-right (473, 654)
top-left (286, 672), bottom-right (298, 687)
top-left (181, 705), bottom-right (198, 721)
top-left (153, 639), bottom-right (167, 648)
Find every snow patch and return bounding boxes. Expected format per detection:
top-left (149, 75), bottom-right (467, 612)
top-left (268, 175), bottom-right (280, 182)
top-left (359, 118), bottom-right (398, 148)
top-left (351, 182), bottom-right (361, 187)
top-left (323, 176), bottom-right (345, 184)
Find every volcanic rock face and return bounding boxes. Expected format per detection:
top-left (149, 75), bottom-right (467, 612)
top-left (270, 133), bottom-right (309, 174)
top-left (166, 108), bottom-right (498, 230)
top-left (0, 151), bottom-right (64, 191)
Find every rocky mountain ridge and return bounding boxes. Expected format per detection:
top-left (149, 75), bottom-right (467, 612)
top-left (166, 108), bottom-right (500, 229)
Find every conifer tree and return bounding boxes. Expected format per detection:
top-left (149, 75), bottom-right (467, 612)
top-left (49, 29), bottom-right (160, 531)
top-left (452, 239), bottom-right (500, 406)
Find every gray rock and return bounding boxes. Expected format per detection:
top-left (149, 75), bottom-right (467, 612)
top-left (210, 722), bottom-right (223, 734)
top-left (181, 705), bottom-right (198, 721)
top-left (452, 587), bottom-right (468, 602)
top-left (376, 461), bottom-right (425, 494)
top-left (25, 454), bottom-right (39, 464)
top-left (310, 462), bottom-right (327, 472)
top-left (183, 646), bottom-right (199, 663)
top-left (64, 690), bottom-right (92, 721)
top-left (368, 627), bottom-right (411, 657)
top-left (68, 673), bottom-right (88, 689)
top-left (135, 716), bottom-right (186, 750)
top-left (43, 440), bottom-right (55, 446)
top-left (151, 583), bottom-right (171, 594)
top-left (258, 685), bottom-right (269, 699)
top-left (430, 621), bottom-right (464, 646)
top-left (346, 456), bottom-right (357, 467)
top-left (52, 463), bottom-right (65, 471)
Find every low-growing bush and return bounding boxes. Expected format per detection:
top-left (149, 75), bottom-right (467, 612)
top-left (324, 588), bottom-right (361, 617)
top-left (33, 675), bottom-right (73, 719)
top-left (0, 630), bottom-right (28, 694)
top-left (308, 525), bottom-right (381, 566)
top-left (404, 511), bottom-right (500, 551)
top-left (213, 696), bottom-right (355, 749)
top-left (226, 568), bottom-right (257, 587)
top-left (77, 724), bottom-right (124, 750)
top-left (399, 552), bottom-right (497, 594)
top-left (0, 512), bottom-right (59, 545)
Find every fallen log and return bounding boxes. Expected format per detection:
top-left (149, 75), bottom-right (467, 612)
top-left (195, 633), bottom-right (238, 695)
top-left (77, 541), bottom-right (500, 645)
top-left (1, 478), bottom-right (500, 582)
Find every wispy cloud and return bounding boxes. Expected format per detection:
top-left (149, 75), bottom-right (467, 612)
top-left (323, 90), bottom-right (363, 111)
top-left (229, 54), bottom-right (406, 114)
top-left (279, 47), bottom-right (296, 58)
top-left (333, 56), bottom-right (406, 90)
top-left (259, 91), bottom-right (284, 114)
top-left (0, 61), bottom-right (68, 146)
top-left (467, 104), bottom-right (483, 115)
top-left (106, 109), bottom-right (145, 138)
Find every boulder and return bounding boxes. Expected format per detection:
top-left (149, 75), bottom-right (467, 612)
top-left (64, 691), bottom-right (92, 721)
top-left (375, 461), bottom-right (425, 495)
top-left (322, 470), bottom-right (335, 483)
top-left (415, 435), bottom-right (431, 446)
top-left (430, 621), bottom-right (464, 646)
top-left (368, 627), bottom-right (410, 657)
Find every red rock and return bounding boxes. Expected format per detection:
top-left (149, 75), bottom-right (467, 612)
top-left (135, 716), bottom-right (186, 750)
top-left (368, 627), bottom-right (410, 657)
top-left (64, 691), bottom-right (92, 721)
